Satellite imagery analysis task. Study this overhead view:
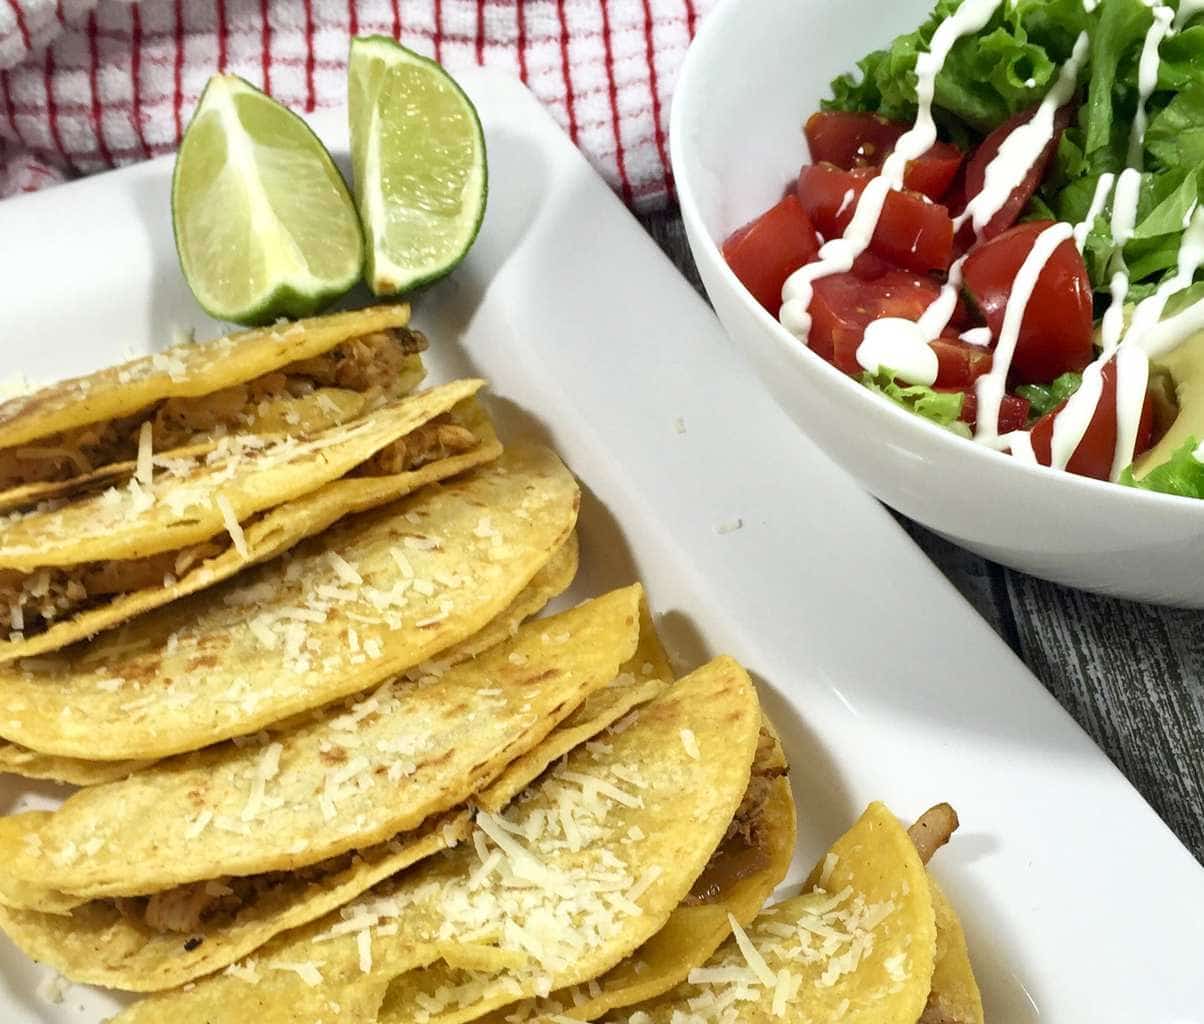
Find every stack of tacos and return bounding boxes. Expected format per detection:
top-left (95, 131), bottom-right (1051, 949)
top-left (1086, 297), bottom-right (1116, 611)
top-left (0, 307), bottom-right (984, 1024)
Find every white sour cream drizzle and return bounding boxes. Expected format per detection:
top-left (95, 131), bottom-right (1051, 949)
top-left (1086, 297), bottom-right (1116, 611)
top-left (959, 32), bottom-right (1091, 238)
top-left (781, 0), bottom-right (1204, 481)
top-left (1046, 3), bottom-right (1191, 480)
top-left (778, 0), bottom-right (1005, 366)
top-left (975, 222), bottom-right (1076, 448)
top-left (1074, 172), bottom-right (1116, 250)
top-left (911, 32), bottom-right (1091, 351)
top-left (1129, 6), bottom-right (1174, 167)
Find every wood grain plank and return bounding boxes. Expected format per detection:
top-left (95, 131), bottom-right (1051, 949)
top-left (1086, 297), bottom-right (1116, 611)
top-left (637, 207), bottom-right (1204, 865)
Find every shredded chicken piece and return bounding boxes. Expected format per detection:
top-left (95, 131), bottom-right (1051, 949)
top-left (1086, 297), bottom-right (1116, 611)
top-left (113, 853), bottom-right (357, 934)
top-left (354, 416), bottom-right (478, 477)
top-left (723, 727), bottom-right (788, 848)
top-left (684, 727), bottom-right (788, 907)
top-left (0, 540), bottom-right (224, 635)
top-left (0, 329), bottom-right (427, 489)
top-left (908, 802), bottom-right (959, 866)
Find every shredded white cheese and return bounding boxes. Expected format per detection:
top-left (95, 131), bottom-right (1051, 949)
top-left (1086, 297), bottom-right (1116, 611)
top-left (728, 913), bottom-right (776, 986)
top-left (136, 421), bottom-right (153, 485)
top-left (215, 494), bottom-right (249, 558)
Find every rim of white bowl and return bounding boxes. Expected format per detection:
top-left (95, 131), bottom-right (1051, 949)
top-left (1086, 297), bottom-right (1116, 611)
top-left (669, 0), bottom-right (1204, 516)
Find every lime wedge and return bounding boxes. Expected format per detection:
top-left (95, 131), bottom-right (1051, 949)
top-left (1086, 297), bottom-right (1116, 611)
top-left (172, 74), bottom-right (364, 325)
top-left (349, 37), bottom-right (488, 296)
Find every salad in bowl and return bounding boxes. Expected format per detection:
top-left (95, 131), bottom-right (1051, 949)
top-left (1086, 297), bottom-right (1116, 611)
top-left (721, 0), bottom-right (1204, 496)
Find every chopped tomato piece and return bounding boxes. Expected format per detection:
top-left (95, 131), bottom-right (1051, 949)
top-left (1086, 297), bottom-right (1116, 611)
top-left (722, 194), bottom-right (820, 313)
top-left (804, 112), bottom-right (963, 200)
top-left (962, 103), bottom-right (1073, 240)
top-left (958, 392), bottom-right (1030, 434)
top-left (808, 270), bottom-right (941, 374)
top-left (805, 111), bottom-right (906, 168)
top-left (850, 250), bottom-right (894, 281)
top-left (931, 337), bottom-right (993, 389)
top-left (903, 142), bottom-right (964, 201)
top-left (1029, 360), bottom-right (1155, 480)
top-left (961, 220), bottom-right (1094, 386)
top-left (797, 163), bottom-right (954, 274)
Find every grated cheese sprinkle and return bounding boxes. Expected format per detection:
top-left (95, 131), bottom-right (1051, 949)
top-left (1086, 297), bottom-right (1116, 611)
top-left (136, 421), bottom-right (153, 486)
top-left (215, 494), bottom-right (249, 558)
top-left (728, 913), bottom-right (776, 987)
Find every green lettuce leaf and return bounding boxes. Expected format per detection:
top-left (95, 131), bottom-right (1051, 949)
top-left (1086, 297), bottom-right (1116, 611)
top-left (860, 369), bottom-right (970, 436)
top-left (1083, 0), bottom-right (1151, 162)
top-left (1146, 80), bottom-right (1204, 171)
top-left (827, 0), bottom-right (1204, 302)
top-left (1015, 372), bottom-right (1082, 418)
top-left (1118, 437), bottom-right (1204, 497)
top-left (825, 0), bottom-right (1088, 136)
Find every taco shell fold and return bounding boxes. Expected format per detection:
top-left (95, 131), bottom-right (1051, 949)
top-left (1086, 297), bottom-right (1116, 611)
top-left (0, 390), bottom-right (501, 661)
top-left (108, 655), bottom-right (762, 1023)
top-left (0, 585), bottom-right (645, 904)
top-left (0, 444), bottom-right (581, 761)
top-left (0, 529), bottom-right (579, 786)
top-left (0, 305), bottom-right (423, 501)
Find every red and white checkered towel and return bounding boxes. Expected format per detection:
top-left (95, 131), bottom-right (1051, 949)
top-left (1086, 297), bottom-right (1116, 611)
top-left (0, 0), bottom-right (712, 206)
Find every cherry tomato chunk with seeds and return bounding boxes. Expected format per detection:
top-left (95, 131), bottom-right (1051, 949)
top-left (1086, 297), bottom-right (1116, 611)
top-left (961, 220), bottom-right (1094, 386)
top-left (804, 112), bottom-right (963, 200)
top-left (962, 104), bottom-right (1072, 240)
top-left (805, 111), bottom-right (907, 168)
top-left (808, 270), bottom-right (942, 374)
top-left (722, 194), bottom-right (820, 313)
top-left (796, 163), bottom-right (954, 274)
top-left (931, 337), bottom-right (993, 389)
top-left (958, 392), bottom-right (1030, 434)
top-left (1029, 360), bottom-right (1155, 480)
top-left (903, 143), bottom-right (964, 201)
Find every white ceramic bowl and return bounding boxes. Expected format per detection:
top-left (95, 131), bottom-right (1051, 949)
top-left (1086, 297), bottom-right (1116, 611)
top-left (671, 0), bottom-right (1204, 607)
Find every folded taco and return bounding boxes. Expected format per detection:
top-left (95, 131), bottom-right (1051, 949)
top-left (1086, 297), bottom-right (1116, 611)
top-left (0, 586), bottom-right (648, 991)
top-left (0, 379), bottom-right (497, 660)
top-left (0, 445), bottom-right (581, 762)
top-left (0, 530), bottom-right (582, 787)
top-left (0, 305), bottom-right (427, 505)
top-left (108, 654), bottom-right (765, 1022)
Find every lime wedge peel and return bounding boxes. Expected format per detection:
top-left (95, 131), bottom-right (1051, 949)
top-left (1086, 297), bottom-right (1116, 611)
top-left (349, 37), bottom-right (488, 296)
top-left (172, 74), bottom-right (365, 326)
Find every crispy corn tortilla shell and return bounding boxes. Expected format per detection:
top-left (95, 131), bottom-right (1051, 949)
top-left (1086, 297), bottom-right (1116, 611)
top-left (375, 656), bottom-right (762, 1024)
top-left (924, 878), bottom-right (984, 1024)
top-left (497, 773), bottom-right (796, 1023)
top-left (0, 305), bottom-right (411, 453)
top-left (0, 379), bottom-right (485, 570)
top-left (476, 599), bottom-right (673, 813)
top-left (0, 529), bottom-right (579, 787)
top-left (615, 801), bottom-right (937, 1024)
top-left (0, 396), bottom-right (501, 662)
top-left (0, 744), bottom-right (152, 785)
top-left (112, 655), bottom-right (761, 1024)
top-left (0, 811), bottom-right (473, 992)
top-left (0, 359), bottom-right (428, 517)
top-left (0, 585), bottom-right (644, 901)
top-left (0, 583), bottom-right (664, 993)
top-left (0, 445), bottom-right (581, 761)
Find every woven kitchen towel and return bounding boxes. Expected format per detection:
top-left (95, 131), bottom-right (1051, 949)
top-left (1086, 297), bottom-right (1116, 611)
top-left (0, 0), bottom-right (713, 206)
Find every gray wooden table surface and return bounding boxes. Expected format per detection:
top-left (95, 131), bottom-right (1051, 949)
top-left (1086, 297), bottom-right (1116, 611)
top-left (637, 209), bottom-right (1204, 867)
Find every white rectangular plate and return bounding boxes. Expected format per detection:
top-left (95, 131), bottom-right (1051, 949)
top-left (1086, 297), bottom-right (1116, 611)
top-left (0, 69), bottom-right (1201, 1024)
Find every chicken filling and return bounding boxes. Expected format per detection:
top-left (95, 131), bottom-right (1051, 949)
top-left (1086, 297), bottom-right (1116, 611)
top-left (0, 328), bottom-right (427, 490)
top-left (0, 413), bottom-right (478, 637)
top-left (684, 728), bottom-right (788, 906)
top-left (113, 851), bottom-right (358, 936)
